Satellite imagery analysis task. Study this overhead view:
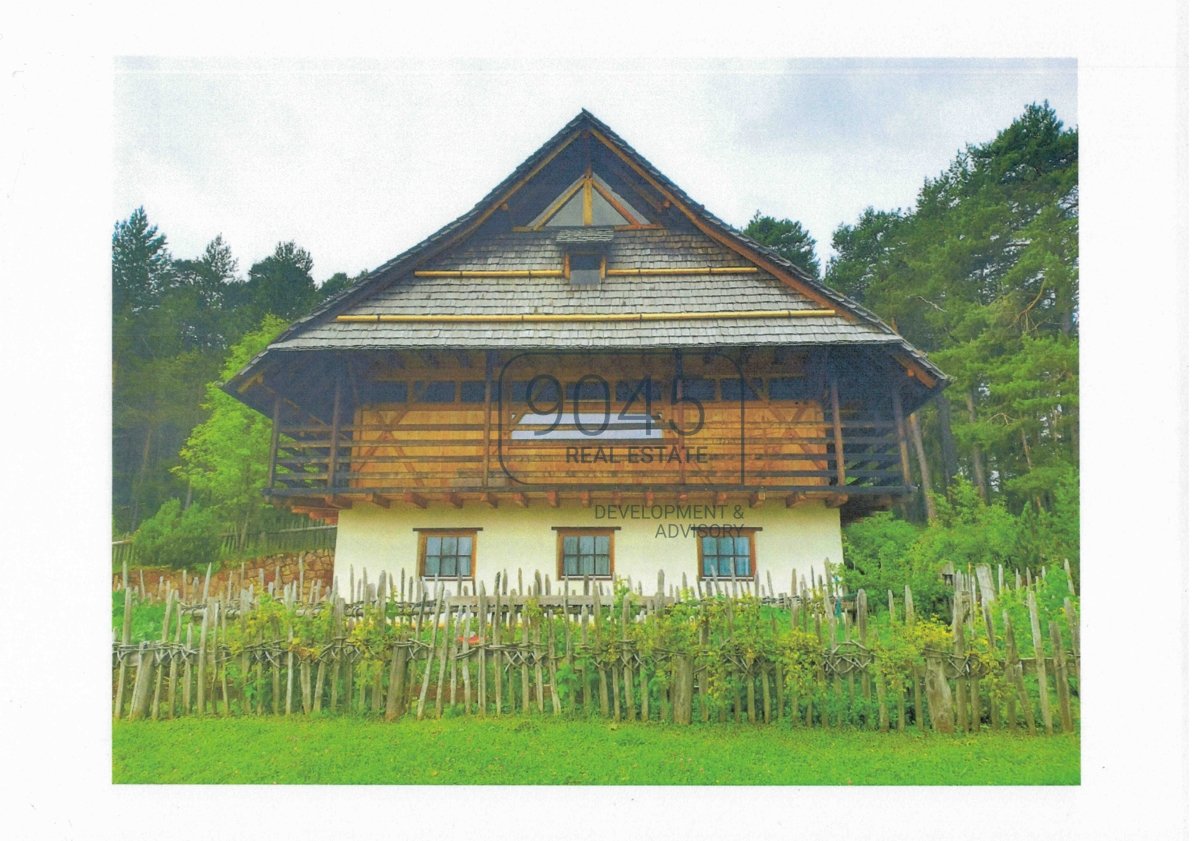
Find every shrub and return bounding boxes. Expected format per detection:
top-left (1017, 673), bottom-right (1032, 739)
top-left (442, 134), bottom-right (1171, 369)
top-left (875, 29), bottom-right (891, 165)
top-left (133, 499), bottom-right (222, 569)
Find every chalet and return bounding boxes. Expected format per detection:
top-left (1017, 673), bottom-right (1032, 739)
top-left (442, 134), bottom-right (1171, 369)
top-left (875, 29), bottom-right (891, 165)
top-left (224, 110), bottom-right (947, 593)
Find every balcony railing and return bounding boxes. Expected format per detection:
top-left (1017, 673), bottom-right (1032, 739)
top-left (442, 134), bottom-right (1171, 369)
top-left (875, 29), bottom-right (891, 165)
top-left (267, 404), bottom-right (908, 500)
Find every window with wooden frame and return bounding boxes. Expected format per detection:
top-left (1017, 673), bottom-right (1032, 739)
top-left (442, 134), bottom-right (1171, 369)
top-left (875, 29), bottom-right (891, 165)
top-left (696, 530), bottom-right (759, 580)
top-left (416, 528), bottom-right (480, 579)
top-left (555, 527), bottom-right (615, 580)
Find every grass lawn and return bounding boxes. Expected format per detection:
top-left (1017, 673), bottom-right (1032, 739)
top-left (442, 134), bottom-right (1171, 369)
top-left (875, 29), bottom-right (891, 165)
top-left (113, 717), bottom-right (1079, 785)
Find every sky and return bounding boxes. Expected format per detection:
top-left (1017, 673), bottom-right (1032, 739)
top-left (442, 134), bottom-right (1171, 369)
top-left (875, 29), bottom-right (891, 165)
top-left (113, 57), bottom-right (1077, 284)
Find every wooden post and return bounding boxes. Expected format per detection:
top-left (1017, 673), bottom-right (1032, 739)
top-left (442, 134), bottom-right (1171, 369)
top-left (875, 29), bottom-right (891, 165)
top-left (830, 374), bottom-right (846, 486)
top-left (435, 604), bottom-right (453, 717)
top-left (621, 594), bottom-right (635, 721)
top-left (416, 586), bottom-right (444, 720)
top-left (1005, 612), bottom-right (1036, 733)
top-left (482, 351), bottom-right (495, 485)
top-left (891, 385), bottom-right (913, 487)
top-left (924, 655), bottom-right (954, 733)
top-left (196, 601), bottom-right (210, 715)
top-left (327, 375), bottom-right (342, 490)
top-left (166, 600), bottom-right (182, 719)
top-left (1064, 598), bottom-right (1081, 694)
top-left (1050, 622), bottom-right (1073, 733)
top-left (1028, 592), bottom-right (1052, 734)
top-left (951, 592), bottom-right (967, 731)
top-left (520, 607), bottom-right (531, 714)
top-left (114, 587), bottom-right (133, 719)
top-left (593, 587), bottom-right (609, 718)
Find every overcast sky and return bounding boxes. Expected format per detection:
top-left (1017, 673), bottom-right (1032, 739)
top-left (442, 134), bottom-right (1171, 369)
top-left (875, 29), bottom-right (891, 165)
top-left (113, 57), bottom-right (1077, 284)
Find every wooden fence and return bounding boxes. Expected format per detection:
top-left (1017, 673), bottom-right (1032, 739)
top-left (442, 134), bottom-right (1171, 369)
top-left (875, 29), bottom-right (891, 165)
top-left (112, 561), bottom-right (1079, 733)
top-left (112, 524), bottom-right (337, 569)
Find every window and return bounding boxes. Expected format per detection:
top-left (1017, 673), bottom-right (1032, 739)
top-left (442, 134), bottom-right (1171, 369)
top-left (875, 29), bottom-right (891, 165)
top-left (417, 529), bottom-right (479, 579)
top-left (697, 531), bottom-right (757, 580)
top-left (556, 528), bottom-right (615, 579)
top-left (568, 252), bottom-right (603, 286)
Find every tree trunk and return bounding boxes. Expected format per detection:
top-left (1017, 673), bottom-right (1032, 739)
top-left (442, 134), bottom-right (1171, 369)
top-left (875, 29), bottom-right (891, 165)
top-left (908, 413), bottom-right (937, 524)
top-left (935, 392), bottom-right (957, 486)
top-left (963, 386), bottom-right (988, 501)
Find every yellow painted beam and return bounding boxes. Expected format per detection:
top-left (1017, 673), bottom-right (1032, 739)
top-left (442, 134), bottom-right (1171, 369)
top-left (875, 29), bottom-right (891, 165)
top-left (336, 309), bottom-right (837, 324)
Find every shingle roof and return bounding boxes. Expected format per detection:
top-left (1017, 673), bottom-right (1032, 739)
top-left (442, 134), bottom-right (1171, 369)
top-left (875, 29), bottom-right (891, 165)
top-left (227, 110), bottom-right (946, 390)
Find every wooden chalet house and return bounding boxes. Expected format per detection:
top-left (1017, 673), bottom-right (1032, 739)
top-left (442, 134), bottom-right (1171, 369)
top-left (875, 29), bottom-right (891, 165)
top-left (225, 111), bottom-right (947, 592)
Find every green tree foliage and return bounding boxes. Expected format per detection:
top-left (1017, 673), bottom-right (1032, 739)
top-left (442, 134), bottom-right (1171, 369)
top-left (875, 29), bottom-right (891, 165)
top-left (825, 102), bottom-right (1078, 544)
top-left (742, 211), bottom-right (821, 278)
top-left (132, 498), bottom-right (222, 569)
top-left (174, 316), bottom-right (289, 543)
top-left (235, 240), bottom-right (319, 326)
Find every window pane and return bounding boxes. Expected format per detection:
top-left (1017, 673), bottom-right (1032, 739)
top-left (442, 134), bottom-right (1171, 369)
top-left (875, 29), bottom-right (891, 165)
top-left (734, 536), bottom-right (750, 556)
top-left (456, 535), bottom-right (473, 557)
top-left (718, 556), bottom-right (732, 577)
top-left (441, 555), bottom-right (458, 577)
top-left (594, 555), bottom-right (610, 576)
top-left (579, 535), bottom-right (595, 554)
top-left (735, 555), bottom-right (751, 577)
top-left (563, 536), bottom-right (578, 556)
top-left (564, 555), bottom-right (579, 577)
top-left (426, 536), bottom-right (442, 555)
top-left (595, 535), bottom-right (609, 554)
top-left (717, 536), bottom-right (734, 557)
top-left (580, 555), bottom-right (595, 576)
top-left (703, 555), bottom-right (717, 577)
top-left (457, 555), bottom-right (472, 577)
top-left (701, 536), bottom-right (716, 557)
top-left (545, 189), bottom-right (586, 226)
top-left (423, 555), bottom-right (438, 577)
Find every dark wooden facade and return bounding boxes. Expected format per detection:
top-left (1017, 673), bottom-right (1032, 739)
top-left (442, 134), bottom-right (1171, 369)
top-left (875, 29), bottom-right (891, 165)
top-left (227, 111), bottom-right (947, 523)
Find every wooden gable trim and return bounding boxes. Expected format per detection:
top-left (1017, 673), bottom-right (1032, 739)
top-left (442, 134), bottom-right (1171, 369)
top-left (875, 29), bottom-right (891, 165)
top-left (586, 128), bottom-right (863, 324)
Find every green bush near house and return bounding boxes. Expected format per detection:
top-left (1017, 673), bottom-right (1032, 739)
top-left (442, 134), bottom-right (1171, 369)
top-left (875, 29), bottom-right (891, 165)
top-left (132, 499), bottom-right (223, 569)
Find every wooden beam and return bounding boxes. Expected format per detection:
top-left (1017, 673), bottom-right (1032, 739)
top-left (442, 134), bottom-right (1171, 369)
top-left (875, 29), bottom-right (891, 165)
top-left (580, 490), bottom-right (590, 508)
top-left (369, 493), bottom-right (391, 509)
top-left (322, 495), bottom-right (352, 510)
top-left (336, 309), bottom-right (836, 325)
top-left (891, 386), bottom-right (914, 487)
top-left (644, 490), bottom-right (654, 507)
top-left (547, 490), bottom-right (559, 508)
top-left (403, 492), bottom-right (428, 510)
top-left (445, 493), bottom-right (463, 509)
top-left (785, 492), bottom-right (802, 509)
top-left (715, 491), bottom-right (728, 506)
top-left (830, 374), bottom-right (847, 486)
top-left (514, 492), bottom-right (528, 508)
top-left (326, 375), bottom-right (342, 489)
top-left (482, 493), bottom-right (498, 509)
top-left (824, 493), bottom-right (850, 509)
top-left (749, 491), bottom-right (765, 509)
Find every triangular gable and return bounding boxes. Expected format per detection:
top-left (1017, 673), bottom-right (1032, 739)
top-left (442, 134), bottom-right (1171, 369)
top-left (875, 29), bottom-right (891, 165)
top-left (230, 110), bottom-right (947, 396)
top-left (526, 172), bottom-right (650, 229)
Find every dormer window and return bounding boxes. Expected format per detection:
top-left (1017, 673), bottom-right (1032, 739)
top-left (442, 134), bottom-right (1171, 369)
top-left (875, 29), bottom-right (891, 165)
top-left (568, 252), bottom-right (603, 286)
top-left (528, 173), bottom-right (649, 229)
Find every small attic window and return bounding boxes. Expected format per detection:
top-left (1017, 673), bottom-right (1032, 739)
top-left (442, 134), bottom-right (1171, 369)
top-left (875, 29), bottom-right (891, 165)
top-left (568, 253), bottom-right (603, 286)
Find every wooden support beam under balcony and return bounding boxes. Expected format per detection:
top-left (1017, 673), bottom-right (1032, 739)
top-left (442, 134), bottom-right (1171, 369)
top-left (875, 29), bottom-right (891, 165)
top-left (547, 490), bottom-right (559, 508)
top-left (749, 491), bottom-right (765, 508)
top-left (824, 493), bottom-right (850, 508)
top-left (402, 492), bottom-right (428, 509)
top-left (580, 490), bottom-right (590, 508)
top-left (514, 492), bottom-right (528, 508)
top-left (369, 493), bottom-right (391, 508)
top-left (323, 495), bottom-right (352, 509)
top-left (482, 493), bottom-right (499, 509)
top-left (785, 491), bottom-right (802, 508)
top-left (445, 493), bottom-right (463, 509)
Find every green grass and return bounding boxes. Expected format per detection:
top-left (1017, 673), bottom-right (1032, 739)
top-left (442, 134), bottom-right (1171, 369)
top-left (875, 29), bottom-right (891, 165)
top-left (113, 717), bottom-right (1079, 785)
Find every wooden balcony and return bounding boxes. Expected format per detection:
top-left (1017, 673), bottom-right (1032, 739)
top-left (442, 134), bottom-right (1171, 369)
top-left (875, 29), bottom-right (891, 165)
top-left (266, 401), bottom-right (912, 516)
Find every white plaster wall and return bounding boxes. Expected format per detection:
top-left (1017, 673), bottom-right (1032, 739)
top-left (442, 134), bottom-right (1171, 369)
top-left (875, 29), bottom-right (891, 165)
top-left (333, 499), bottom-right (843, 594)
